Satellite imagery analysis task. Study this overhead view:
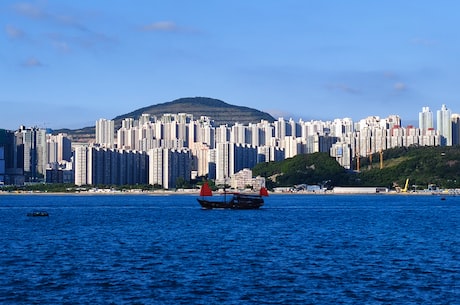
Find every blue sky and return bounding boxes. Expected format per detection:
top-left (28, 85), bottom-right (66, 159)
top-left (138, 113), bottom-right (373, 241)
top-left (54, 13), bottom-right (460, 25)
top-left (1, 0), bottom-right (459, 130)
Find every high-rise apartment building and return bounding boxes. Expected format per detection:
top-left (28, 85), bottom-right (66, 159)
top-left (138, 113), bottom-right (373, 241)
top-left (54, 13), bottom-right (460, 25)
top-left (331, 118), bottom-right (354, 137)
top-left (44, 133), bottom-right (73, 184)
top-left (0, 138), bottom-right (5, 184)
top-left (15, 126), bottom-right (47, 181)
top-left (452, 114), bottom-right (460, 145)
top-left (117, 123), bottom-right (138, 150)
top-left (215, 142), bottom-right (231, 182)
top-left (0, 130), bottom-right (9, 184)
top-left (283, 136), bottom-right (303, 158)
top-left (190, 143), bottom-right (212, 177)
top-left (0, 129), bottom-right (24, 185)
top-left (419, 106), bottom-right (434, 134)
top-left (231, 123), bottom-right (249, 145)
top-left (148, 148), bottom-right (191, 189)
top-left (74, 145), bottom-right (89, 186)
top-left (2, 129), bottom-right (24, 185)
top-left (214, 125), bottom-right (229, 145)
top-left (257, 146), bottom-right (284, 163)
top-left (148, 148), bottom-right (164, 187)
top-left (386, 115), bottom-right (402, 129)
top-left (330, 141), bottom-right (352, 170)
top-left (95, 118), bottom-right (114, 148)
top-left (215, 142), bottom-right (257, 184)
top-left (437, 104), bottom-right (452, 146)
top-left (420, 128), bottom-right (440, 146)
top-left (74, 145), bottom-right (148, 186)
top-left (47, 133), bottom-right (72, 163)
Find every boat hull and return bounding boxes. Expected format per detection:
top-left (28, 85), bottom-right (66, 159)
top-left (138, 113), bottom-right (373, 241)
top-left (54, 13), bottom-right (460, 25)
top-left (197, 195), bottom-right (264, 210)
top-left (27, 211), bottom-right (49, 217)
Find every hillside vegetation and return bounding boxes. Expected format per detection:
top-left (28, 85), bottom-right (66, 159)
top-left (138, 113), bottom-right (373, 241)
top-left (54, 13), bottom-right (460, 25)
top-left (252, 152), bottom-right (351, 189)
top-left (358, 146), bottom-right (460, 189)
top-left (253, 146), bottom-right (460, 190)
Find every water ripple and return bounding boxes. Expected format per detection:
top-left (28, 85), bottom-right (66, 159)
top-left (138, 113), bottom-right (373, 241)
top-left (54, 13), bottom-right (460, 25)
top-left (0, 194), bottom-right (458, 304)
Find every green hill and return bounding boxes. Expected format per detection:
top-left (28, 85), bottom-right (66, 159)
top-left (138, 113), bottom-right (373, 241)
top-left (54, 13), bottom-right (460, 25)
top-left (55, 97), bottom-right (275, 142)
top-left (358, 146), bottom-right (460, 189)
top-left (115, 97), bottom-right (275, 127)
top-left (252, 146), bottom-right (460, 190)
top-left (252, 152), bottom-right (350, 189)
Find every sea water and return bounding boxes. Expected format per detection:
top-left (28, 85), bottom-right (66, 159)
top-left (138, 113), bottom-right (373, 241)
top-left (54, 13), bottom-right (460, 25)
top-left (0, 194), bottom-right (458, 304)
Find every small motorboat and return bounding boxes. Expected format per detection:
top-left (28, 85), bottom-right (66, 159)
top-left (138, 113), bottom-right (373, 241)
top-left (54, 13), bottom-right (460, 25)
top-left (27, 211), bottom-right (49, 217)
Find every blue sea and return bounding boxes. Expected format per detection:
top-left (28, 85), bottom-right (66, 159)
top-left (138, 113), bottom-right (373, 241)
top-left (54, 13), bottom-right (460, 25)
top-left (0, 193), bottom-right (459, 304)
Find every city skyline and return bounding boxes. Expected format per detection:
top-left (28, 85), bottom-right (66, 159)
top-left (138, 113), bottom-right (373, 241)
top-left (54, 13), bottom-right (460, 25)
top-left (2, 1), bottom-right (460, 130)
top-left (0, 102), bottom-right (458, 133)
top-left (1, 105), bottom-right (458, 187)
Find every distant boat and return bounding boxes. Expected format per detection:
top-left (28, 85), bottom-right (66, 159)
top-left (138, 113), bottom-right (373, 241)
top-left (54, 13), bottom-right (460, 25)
top-left (197, 182), bottom-right (268, 209)
top-left (27, 211), bottom-right (49, 217)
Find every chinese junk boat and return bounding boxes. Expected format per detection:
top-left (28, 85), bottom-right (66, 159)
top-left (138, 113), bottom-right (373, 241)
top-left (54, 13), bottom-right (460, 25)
top-left (197, 182), bottom-right (268, 210)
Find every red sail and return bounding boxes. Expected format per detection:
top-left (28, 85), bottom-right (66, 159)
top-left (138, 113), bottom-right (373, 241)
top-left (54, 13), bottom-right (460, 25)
top-left (200, 182), bottom-right (213, 196)
top-left (259, 187), bottom-right (269, 197)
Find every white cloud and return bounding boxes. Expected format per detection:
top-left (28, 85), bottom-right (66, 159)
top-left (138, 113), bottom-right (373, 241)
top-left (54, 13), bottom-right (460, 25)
top-left (411, 38), bottom-right (436, 46)
top-left (13, 2), bottom-right (44, 19)
top-left (12, 2), bottom-right (114, 52)
top-left (327, 83), bottom-right (360, 94)
top-left (52, 40), bottom-right (71, 52)
top-left (394, 82), bottom-right (407, 91)
top-left (13, 2), bottom-right (83, 29)
top-left (22, 57), bottom-right (43, 67)
top-left (5, 25), bottom-right (25, 39)
top-left (141, 21), bottom-right (180, 32)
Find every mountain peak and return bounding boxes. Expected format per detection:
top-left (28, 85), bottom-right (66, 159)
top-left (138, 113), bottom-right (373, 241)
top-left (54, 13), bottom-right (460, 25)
top-left (56, 97), bottom-right (275, 141)
top-left (114, 97), bottom-right (275, 126)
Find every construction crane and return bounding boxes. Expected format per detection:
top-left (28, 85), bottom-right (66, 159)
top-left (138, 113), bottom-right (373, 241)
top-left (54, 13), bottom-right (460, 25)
top-left (356, 151), bottom-right (360, 172)
top-left (401, 178), bottom-right (410, 192)
top-left (368, 149), bottom-right (373, 169)
top-left (394, 178), bottom-right (409, 193)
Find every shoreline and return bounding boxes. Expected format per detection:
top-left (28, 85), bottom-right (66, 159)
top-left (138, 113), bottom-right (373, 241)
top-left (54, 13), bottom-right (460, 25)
top-left (0, 190), bottom-right (455, 196)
